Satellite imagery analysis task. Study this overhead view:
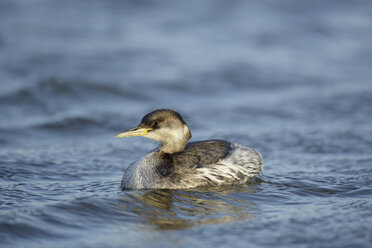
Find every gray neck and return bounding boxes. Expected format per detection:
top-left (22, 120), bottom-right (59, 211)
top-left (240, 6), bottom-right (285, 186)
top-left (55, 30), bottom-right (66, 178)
top-left (159, 125), bottom-right (191, 154)
top-left (159, 139), bottom-right (188, 154)
top-left (122, 150), bottom-right (166, 189)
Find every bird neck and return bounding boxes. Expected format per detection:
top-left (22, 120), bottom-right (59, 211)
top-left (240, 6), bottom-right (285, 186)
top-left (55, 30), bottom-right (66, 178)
top-left (159, 125), bottom-right (191, 154)
top-left (159, 140), bottom-right (187, 154)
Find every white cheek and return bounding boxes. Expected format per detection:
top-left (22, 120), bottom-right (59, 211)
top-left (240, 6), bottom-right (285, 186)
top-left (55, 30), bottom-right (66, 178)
top-left (146, 127), bottom-right (184, 142)
top-left (169, 127), bottom-right (186, 141)
top-left (146, 131), bottom-right (162, 141)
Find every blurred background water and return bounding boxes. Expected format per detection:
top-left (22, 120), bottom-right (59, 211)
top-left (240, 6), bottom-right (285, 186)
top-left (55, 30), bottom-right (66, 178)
top-left (1, 0), bottom-right (372, 247)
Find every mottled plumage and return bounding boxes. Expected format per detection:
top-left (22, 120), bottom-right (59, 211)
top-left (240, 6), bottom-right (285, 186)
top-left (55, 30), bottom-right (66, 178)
top-left (116, 109), bottom-right (263, 190)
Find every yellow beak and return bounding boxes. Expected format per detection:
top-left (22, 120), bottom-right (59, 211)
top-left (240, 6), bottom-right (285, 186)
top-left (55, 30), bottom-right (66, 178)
top-left (115, 127), bottom-right (152, 138)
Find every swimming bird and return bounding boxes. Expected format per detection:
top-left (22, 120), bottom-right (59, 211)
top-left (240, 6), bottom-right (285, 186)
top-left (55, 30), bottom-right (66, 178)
top-left (116, 109), bottom-right (263, 190)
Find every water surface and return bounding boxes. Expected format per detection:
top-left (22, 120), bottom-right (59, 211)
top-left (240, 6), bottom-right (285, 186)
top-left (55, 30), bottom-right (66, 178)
top-left (1, 0), bottom-right (372, 247)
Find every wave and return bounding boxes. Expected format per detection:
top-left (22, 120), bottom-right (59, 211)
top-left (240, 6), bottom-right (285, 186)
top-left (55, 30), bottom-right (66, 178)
top-left (0, 78), bottom-right (148, 108)
top-left (35, 111), bottom-right (126, 130)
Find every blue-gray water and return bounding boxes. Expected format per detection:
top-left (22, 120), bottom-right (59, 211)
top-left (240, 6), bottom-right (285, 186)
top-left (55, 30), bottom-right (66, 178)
top-left (1, 0), bottom-right (372, 247)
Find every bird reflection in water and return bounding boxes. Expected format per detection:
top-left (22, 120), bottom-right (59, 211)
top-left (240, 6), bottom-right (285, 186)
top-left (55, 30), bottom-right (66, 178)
top-left (119, 182), bottom-right (261, 230)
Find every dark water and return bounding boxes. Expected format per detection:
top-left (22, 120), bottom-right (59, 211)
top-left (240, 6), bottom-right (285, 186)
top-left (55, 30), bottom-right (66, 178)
top-left (1, 0), bottom-right (372, 247)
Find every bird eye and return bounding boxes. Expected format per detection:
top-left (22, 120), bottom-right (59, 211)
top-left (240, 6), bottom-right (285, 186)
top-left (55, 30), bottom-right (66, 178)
top-left (152, 120), bottom-right (160, 128)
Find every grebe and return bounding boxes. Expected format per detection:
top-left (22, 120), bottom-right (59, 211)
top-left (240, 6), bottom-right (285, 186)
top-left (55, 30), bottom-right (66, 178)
top-left (116, 109), bottom-right (263, 189)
